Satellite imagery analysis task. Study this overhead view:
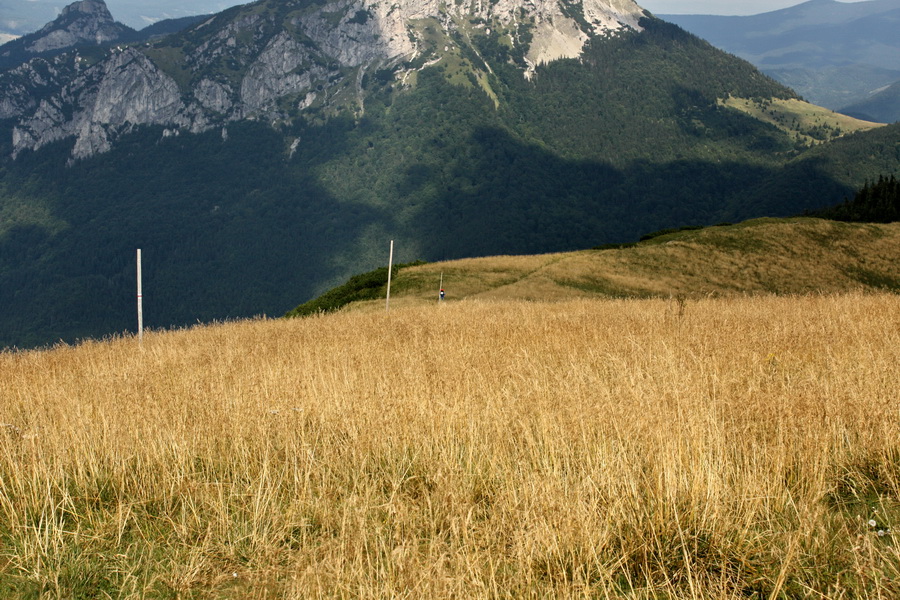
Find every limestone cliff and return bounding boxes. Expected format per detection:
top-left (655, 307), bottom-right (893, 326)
top-left (0, 0), bottom-right (133, 70)
top-left (27, 0), bottom-right (129, 53)
top-left (1, 0), bottom-right (647, 160)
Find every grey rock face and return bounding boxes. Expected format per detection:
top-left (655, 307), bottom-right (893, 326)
top-left (3, 0), bottom-right (646, 160)
top-left (12, 48), bottom-right (187, 159)
top-left (240, 32), bottom-right (324, 112)
top-left (89, 49), bottom-right (183, 126)
top-left (25, 0), bottom-right (130, 54)
top-left (0, 52), bottom-right (93, 120)
top-left (195, 79), bottom-right (234, 114)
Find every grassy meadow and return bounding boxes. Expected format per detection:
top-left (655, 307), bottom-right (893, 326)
top-left (374, 219), bottom-right (900, 310)
top-left (720, 98), bottom-right (884, 145)
top-left (1, 292), bottom-right (899, 598)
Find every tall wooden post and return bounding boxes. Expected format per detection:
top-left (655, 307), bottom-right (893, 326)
top-left (136, 249), bottom-right (143, 342)
top-left (386, 240), bottom-right (394, 312)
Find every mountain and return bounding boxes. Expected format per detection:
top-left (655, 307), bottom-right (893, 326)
top-left (0, 0), bottom-right (651, 160)
top-left (135, 15), bottom-right (212, 40)
top-left (661, 0), bottom-right (900, 113)
top-left (0, 1), bottom-right (212, 73)
top-left (0, 0), bottom-right (246, 37)
top-left (841, 79), bottom-right (900, 123)
top-left (1, 0), bottom-right (899, 349)
top-left (0, 0), bottom-right (135, 71)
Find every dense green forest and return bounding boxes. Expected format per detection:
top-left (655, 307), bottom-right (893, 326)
top-left (813, 175), bottom-right (900, 222)
top-left (284, 261), bottom-right (425, 318)
top-left (1, 18), bottom-right (899, 348)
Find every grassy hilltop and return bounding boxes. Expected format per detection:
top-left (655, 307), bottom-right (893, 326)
top-left (1, 292), bottom-right (899, 597)
top-left (296, 218), bottom-right (900, 314)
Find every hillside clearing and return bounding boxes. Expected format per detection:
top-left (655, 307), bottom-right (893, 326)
top-left (721, 97), bottom-right (884, 145)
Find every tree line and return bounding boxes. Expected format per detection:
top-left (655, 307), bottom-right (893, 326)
top-left (812, 175), bottom-right (900, 223)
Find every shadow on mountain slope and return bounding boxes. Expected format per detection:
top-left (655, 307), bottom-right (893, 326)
top-left (2, 117), bottom-right (896, 349)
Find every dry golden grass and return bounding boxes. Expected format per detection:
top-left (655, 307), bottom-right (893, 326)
top-left (1, 293), bottom-right (899, 598)
top-left (381, 219), bottom-right (900, 308)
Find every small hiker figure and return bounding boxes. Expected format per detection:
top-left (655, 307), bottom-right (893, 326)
top-left (439, 288), bottom-right (445, 301)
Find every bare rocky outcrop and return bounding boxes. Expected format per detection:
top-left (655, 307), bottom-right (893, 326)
top-left (25, 0), bottom-right (128, 53)
top-left (2, 0), bottom-right (647, 160)
top-left (12, 48), bottom-right (188, 159)
top-left (195, 78), bottom-right (234, 114)
top-left (240, 32), bottom-right (324, 112)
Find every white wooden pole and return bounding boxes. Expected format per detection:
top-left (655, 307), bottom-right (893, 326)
top-left (386, 240), bottom-right (394, 312)
top-left (136, 249), bottom-right (143, 342)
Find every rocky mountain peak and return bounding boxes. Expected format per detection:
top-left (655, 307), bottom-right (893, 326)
top-left (26, 0), bottom-right (130, 54)
top-left (58, 0), bottom-right (115, 20)
top-left (2, 0), bottom-right (649, 160)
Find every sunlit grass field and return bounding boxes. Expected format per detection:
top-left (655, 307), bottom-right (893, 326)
top-left (382, 219), bottom-right (900, 307)
top-left (1, 293), bottom-right (899, 598)
top-left (720, 98), bottom-right (884, 146)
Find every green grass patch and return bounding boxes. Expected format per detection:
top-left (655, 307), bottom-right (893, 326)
top-left (142, 46), bottom-right (193, 92)
top-left (284, 260), bottom-right (427, 317)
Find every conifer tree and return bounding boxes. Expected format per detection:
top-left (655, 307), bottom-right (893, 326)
top-left (816, 175), bottom-right (899, 223)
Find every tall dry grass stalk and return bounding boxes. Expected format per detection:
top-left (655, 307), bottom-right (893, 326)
top-left (1, 293), bottom-right (899, 598)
